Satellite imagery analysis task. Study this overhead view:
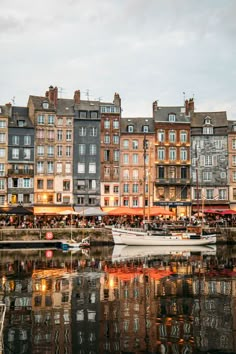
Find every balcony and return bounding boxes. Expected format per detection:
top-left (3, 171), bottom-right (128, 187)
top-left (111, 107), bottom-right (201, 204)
top-left (8, 169), bottom-right (34, 176)
top-left (155, 178), bottom-right (191, 185)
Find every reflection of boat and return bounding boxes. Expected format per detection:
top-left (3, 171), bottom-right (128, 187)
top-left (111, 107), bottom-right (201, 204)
top-left (112, 244), bottom-right (217, 262)
top-left (112, 227), bottom-right (216, 246)
top-left (61, 236), bottom-right (90, 250)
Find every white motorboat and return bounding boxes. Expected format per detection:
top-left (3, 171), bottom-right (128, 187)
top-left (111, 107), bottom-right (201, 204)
top-left (112, 227), bottom-right (216, 246)
top-left (112, 244), bottom-right (216, 262)
top-left (61, 236), bottom-right (90, 250)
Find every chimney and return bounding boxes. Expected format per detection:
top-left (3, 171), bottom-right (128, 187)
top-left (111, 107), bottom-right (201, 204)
top-left (153, 100), bottom-right (158, 114)
top-left (74, 90), bottom-right (81, 104)
top-left (47, 85), bottom-right (58, 108)
top-left (113, 92), bottom-right (121, 107)
top-left (5, 102), bottom-right (12, 116)
top-left (185, 98), bottom-right (194, 115)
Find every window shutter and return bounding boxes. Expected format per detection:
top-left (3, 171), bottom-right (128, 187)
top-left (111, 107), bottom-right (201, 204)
top-left (8, 178), bottom-right (12, 188)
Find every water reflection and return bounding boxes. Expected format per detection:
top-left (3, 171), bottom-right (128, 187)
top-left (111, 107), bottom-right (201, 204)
top-left (0, 245), bottom-right (235, 354)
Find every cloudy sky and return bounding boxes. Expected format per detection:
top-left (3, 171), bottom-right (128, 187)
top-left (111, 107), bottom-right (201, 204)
top-left (1, 0), bottom-right (236, 118)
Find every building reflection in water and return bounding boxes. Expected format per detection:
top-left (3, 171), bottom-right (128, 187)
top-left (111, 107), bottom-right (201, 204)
top-left (0, 247), bottom-right (235, 354)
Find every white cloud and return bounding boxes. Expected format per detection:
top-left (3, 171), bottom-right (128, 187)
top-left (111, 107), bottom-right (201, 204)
top-left (0, 0), bottom-right (235, 118)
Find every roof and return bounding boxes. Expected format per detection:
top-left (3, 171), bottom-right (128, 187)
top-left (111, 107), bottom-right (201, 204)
top-left (153, 106), bottom-right (190, 123)
top-left (28, 95), bottom-right (56, 111)
top-left (191, 111), bottom-right (227, 127)
top-left (74, 100), bottom-right (100, 111)
top-left (56, 98), bottom-right (74, 115)
top-left (8, 106), bottom-right (34, 128)
top-left (121, 117), bottom-right (154, 133)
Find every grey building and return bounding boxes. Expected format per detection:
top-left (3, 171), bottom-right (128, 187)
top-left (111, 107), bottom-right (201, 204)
top-left (73, 91), bottom-right (101, 207)
top-left (8, 106), bottom-right (34, 206)
top-left (190, 111), bottom-right (229, 212)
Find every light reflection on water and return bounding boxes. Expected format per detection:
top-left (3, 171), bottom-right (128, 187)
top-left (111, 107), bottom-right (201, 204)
top-left (0, 244), bottom-right (235, 354)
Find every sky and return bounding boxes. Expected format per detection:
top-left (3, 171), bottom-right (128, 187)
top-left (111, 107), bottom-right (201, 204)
top-left (1, 0), bottom-right (236, 119)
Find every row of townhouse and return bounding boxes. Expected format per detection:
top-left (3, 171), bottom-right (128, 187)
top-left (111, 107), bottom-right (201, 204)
top-left (0, 85), bottom-right (235, 217)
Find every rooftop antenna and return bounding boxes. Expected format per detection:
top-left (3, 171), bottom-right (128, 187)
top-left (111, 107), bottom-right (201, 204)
top-left (183, 91), bottom-right (186, 103)
top-left (11, 96), bottom-right (15, 105)
top-left (85, 89), bottom-right (90, 101)
top-left (58, 87), bottom-right (66, 98)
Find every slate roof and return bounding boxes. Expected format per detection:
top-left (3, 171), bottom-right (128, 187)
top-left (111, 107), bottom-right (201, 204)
top-left (74, 100), bottom-right (100, 111)
top-left (28, 95), bottom-right (55, 111)
top-left (121, 117), bottom-right (154, 133)
top-left (0, 105), bottom-right (10, 116)
top-left (191, 111), bottom-right (227, 127)
top-left (153, 106), bottom-right (190, 123)
top-left (56, 98), bottom-right (74, 115)
top-left (8, 106), bottom-right (34, 128)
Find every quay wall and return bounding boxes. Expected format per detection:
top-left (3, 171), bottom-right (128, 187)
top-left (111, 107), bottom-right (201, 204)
top-left (0, 227), bottom-right (236, 244)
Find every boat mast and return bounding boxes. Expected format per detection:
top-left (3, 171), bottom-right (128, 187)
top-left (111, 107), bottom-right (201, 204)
top-left (195, 144), bottom-right (200, 221)
top-left (143, 133), bottom-right (147, 224)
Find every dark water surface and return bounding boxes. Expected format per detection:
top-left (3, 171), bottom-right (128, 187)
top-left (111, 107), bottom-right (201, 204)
top-left (0, 244), bottom-right (236, 354)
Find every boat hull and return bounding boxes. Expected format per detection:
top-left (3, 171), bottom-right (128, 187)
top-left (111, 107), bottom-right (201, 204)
top-left (112, 228), bottom-right (216, 246)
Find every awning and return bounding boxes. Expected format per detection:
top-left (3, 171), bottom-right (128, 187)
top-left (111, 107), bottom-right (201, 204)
top-left (74, 206), bottom-right (107, 216)
top-left (192, 205), bottom-right (229, 211)
top-left (34, 206), bottom-right (74, 215)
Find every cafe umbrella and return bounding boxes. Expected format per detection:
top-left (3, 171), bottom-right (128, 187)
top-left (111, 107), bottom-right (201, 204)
top-left (5, 205), bottom-right (33, 227)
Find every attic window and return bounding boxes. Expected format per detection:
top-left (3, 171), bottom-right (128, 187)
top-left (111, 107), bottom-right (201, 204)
top-left (143, 125), bottom-right (149, 133)
top-left (42, 101), bottom-right (49, 109)
top-left (17, 120), bottom-right (25, 127)
top-left (128, 125), bottom-right (134, 133)
top-left (168, 114), bottom-right (176, 122)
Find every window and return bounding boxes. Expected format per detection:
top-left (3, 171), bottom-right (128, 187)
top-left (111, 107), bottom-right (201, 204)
top-left (47, 161), bottom-right (54, 173)
top-left (63, 180), bottom-right (70, 191)
top-left (47, 146), bottom-right (54, 157)
top-left (78, 163), bottom-right (85, 173)
top-left (132, 140), bottom-right (138, 150)
top-left (104, 167), bottom-right (110, 176)
top-left (57, 117), bottom-right (63, 125)
top-left (23, 178), bottom-right (30, 188)
top-left (132, 154), bottom-right (138, 164)
top-left (104, 135), bottom-right (110, 144)
top-left (37, 161), bottom-right (44, 173)
top-left (89, 163), bottom-right (96, 173)
top-left (66, 118), bottom-right (72, 126)
top-left (79, 111), bottom-right (87, 118)
top-left (48, 130), bottom-right (54, 140)
top-left (132, 198), bottom-right (138, 207)
top-left (65, 163), bottom-right (71, 173)
top-left (104, 120), bottom-right (110, 129)
top-left (66, 146), bottom-right (71, 157)
top-left (180, 148), bottom-right (187, 161)
top-left (181, 167), bottom-right (187, 179)
top-left (128, 125), bottom-right (134, 133)
top-left (180, 131), bottom-right (187, 143)
top-left (104, 185), bottom-right (110, 194)
top-left (181, 186), bottom-right (187, 199)
top-left (56, 145), bottom-right (62, 157)
top-left (89, 180), bottom-right (96, 190)
top-left (90, 127), bottom-right (97, 136)
top-left (0, 179), bottom-right (5, 190)
top-left (158, 147), bottom-right (165, 160)
top-left (12, 136), bottom-right (19, 145)
top-left (24, 136), bottom-right (31, 145)
top-left (0, 149), bottom-right (5, 158)
top-left (194, 188), bottom-right (202, 200)
top-left (203, 171), bottom-right (212, 181)
top-left (12, 148), bottom-right (19, 159)
top-left (205, 155), bottom-right (212, 166)
top-left (23, 148), bottom-right (30, 160)
top-left (169, 130), bottom-right (176, 143)
top-left (56, 162), bottom-right (62, 173)
top-left (77, 180), bottom-right (85, 191)
top-left (37, 115), bottom-right (45, 124)
top-left (123, 198), bottom-right (129, 206)
top-left (104, 150), bottom-right (110, 161)
top-left (233, 172), bottom-right (236, 182)
top-left (66, 130), bottom-right (72, 141)
top-left (203, 126), bottom-right (213, 134)
top-left (132, 184), bottom-right (139, 193)
top-left (79, 144), bottom-right (86, 155)
top-left (169, 148), bottom-right (176, 161)
top-left (89, 144), bottom-right (96, 155)
top-left (42, 101), bottom-right (49, 109)
top-left (123, 184), bottom-right (129, 193)
top-left (123, 139), bottom-right (129, 149)
top-left (123, 169), bottom-right (129, 180)
top-left (219, 189), bottom-right (226, 200)
top-left (113, 120), bottom-right (119, 129)
top-left (79, 127), bottom-right (86, 136)
top-left (47, 179), bottom-right (53, 189)
top-left (159, 166), bottom-right (164, 179)
top-left (206, 189), bottom-right (214, 199)
top-left (114, 185), bottom-right (119, 193)
top-left (158, 130), bottom-right (165, 142)
top-left (37, 179), bottom-right (43, 189)
top-left (0, 164), bottom-right (5, 176)
top-left (57, 130), bottom-right (63, 141)
top-left (233, 188), bottom-right (236, 200)
top-left (0, 120), bottom-right (6, 128)
top-left (168, 114), bottom-right (176, 122)
top-left (232, 139), bottom-right (236, 150)
top-left (114, 150), bottom-right (119, 161)
top-left (143, 125), bottom-right (149, 133)
top-left (48, 115), bottom-right (55, 125)
top-left (133, 169), bottom-right (138, 180)
top-left (113, 135), bottom-right (119, 144)
top-left (123, 154), bottom-right (129, 164)
top-left (37, 145), bottom-right (44, 156)
top-left (215, 140), bottom-right (222, 149)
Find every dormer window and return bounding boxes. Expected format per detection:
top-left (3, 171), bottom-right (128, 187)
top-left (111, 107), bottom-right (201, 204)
top-left (128, 125), bottom-right (134, 133)
top-left (42, 101), bottom-right (49, 109)
top-left (203, 116), bottom-right (213, 134)
top-left (168, 114), bottom-right (176, 122)
top-left (143, 125), bottom-right (149, 133)
top-left (17, 120), bottom-right (25, 127)
top-left (204, 116), bottom-right (211, 125)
